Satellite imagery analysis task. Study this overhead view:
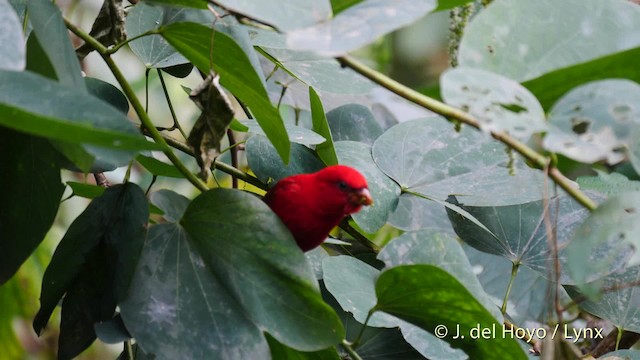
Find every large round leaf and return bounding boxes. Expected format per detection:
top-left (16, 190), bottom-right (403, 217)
top-left (181, 189), bottom-right (344, 351)
top-left (120, 223), bottom-right (269, 359)
top-left (458, 0), bottom-right (640, 82)
top-left (372, 118), bottom-right (545, 206)
top-left (441, 67), bottom-right (546, 139)
top-left (446, 193), bottom-right (595, 284)
top-left (335, 141), bottom-right (400, 233)
top-left (544, 79), bottom-right (640, 165)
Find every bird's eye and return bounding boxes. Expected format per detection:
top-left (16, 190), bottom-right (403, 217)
top-left (337, 181), bottom-right (348, 190)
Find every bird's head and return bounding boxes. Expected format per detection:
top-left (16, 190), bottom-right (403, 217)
top-left (314, 165), bottom-right (373, 215)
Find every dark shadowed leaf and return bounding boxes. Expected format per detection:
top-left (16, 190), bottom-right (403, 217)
top-left (0, 129), bottom-right (63, 284)
top-left (94, 315), bottom-right (131, 344)
top-left (120, 223), bottom-right (269, 359)
top-left (447, 193), bottom-right (595, 283)
top-left (149, 189), bottom-right (190, 222)
top-left (374, 265), bottom-right (527, 359)
top-left (246, 134), bottom-right (324, 185)
top-left (85, 78), bottom-right (129, 114)
top-left (33, 184), bottom-right (148, 335)
top-left (327, 104), bottom-right (383, 145)
top-left (181, 189), bottom-right (344, 350)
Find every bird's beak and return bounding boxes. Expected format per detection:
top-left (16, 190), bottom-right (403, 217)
top-left (352, 188), bottom-right (373, 206)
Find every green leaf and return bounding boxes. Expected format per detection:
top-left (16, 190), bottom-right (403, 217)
top-left (565, 266), bottom-right (640, 333)
top-left (464, 245), bottom-right (557, 324)
top-left (309, 87), bottom-right (338, 166)
top-left (213, 0), bottom-right (331, 32)
top-left (372, 118), bottom-right (545, 206)
top-left (94, 315), bottom-right (131, 344)
top-left (374, 265), bottom-right (527, 359)
top-left (181, 189), bottom-right (344, 350)
top-left (127, 2), bottom-right (212, 68)
top-left (162, 22), bottom-right (290, 162)
top-left (386, 193), bottom-right (454, 232)
top-left (266, 333), bottom-right (340, 360)
top-left (0, 70), bottom-right (158, 152)
top-left (543, 79), bottom-right (640, 165)
top-left (565, 192), bottom-right (640, 285)
top-left (434, 0), bottom-right (474, 12)
top-left (136, 154), bottom-right (183, 178)
top-left (327, 104), bottom-right (383, 145)
top-left (149, 189), bottom-right (189, 222)
top-left (458, 0), bottom-right (640, 82)
top-left (120, 223), bottom-right (269, 359)
top-left (523, 46), bottom-right (640, 111)
top-left (446, 193), bottom-right (593, 283)
top-left (85, 77), bottom-right (129, 114)
top-left (286, 0), bottom-right (437, 56)
top-left (246, 134), bottom-right (324, 185)
top-left (335, 141), bottom-right (400, 233)
top-left (577, 170), bottom-right (640, 196)
top-left (322, 256), bottom-right (399, 328)
top-left (330, 0), bottom-right (362, 14)
top-left (0, 129), bottom-right (63, 284)
top-left (33, 184), bottom-right (148, 334)
top-left (440, 67), bottom-right (547, 139)
top-left (0, 0), bottom-right (25, 71)
top-left (259, 47), bottom-right (374, 94)
top-left (26, 0), bottom-right (85, 90)
top-left (378, 230), bottom-right (502, 321)
top-left (67, 181), bottom-right (107, 199)
top-left (242, 119), bottom-right (326, 146)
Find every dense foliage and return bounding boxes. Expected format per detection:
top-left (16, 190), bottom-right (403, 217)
top-left (2, 0), bottom-right (640, 359)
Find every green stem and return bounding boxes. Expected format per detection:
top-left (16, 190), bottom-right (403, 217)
top-left (501, 262), bottom-right (520, 315)
top-left (65, 18), bottom-right (208, 192)
top-left (341, 340), bottom-right (364, 360)
top-left (157, 69), bottom-right (188, 139)
top-left (352, 310), bottom-right (374, 347)
top-left (107, 29), bottom-right (160, 55)
top-left (154, 130), bottom-right (268, 190)
top-left (336, 55), bottom-right (597, 212)
top-left (616, 326), bottom-right (623, 351)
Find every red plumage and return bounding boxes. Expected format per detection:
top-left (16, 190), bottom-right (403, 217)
top-left (264, 165), bottom-right (373, 251)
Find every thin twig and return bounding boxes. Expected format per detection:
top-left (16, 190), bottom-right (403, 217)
top-left (227, 129), bottom-right (239, 189)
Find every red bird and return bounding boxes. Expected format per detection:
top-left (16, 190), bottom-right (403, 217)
top-left (264, 165), bottom-right (373, 251)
